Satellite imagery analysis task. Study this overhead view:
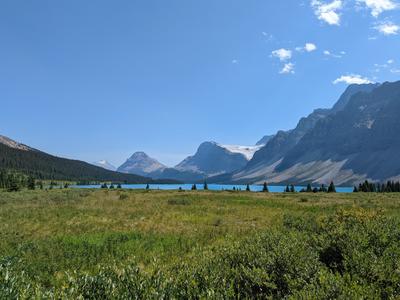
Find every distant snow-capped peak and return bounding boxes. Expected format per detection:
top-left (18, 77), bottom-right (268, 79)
top-left (92, 160), bottom-right (117, 171)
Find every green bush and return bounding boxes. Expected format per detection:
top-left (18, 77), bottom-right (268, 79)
top-left (1, 208), bottom-right (400, 299)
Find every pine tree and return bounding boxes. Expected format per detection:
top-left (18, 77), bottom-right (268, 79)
top-left (7, 175), bottom-right (20, 192)
top-left (306, 184), bottom-right (312, 193)
top-left (328, 181), bottom-right (336, 193)
top-left (262, 182), bottom-right (269, 192)
top-left (290, 184), bottom-right (295, 193)
top-left (203, 181), bottom-right (208, 190)
top-left (246, 184), bottom-right (251, 192)
top-left (191, 184), bottom-right (197, 191)
top-left (353, 186), bottom-right (358, 193)
top-left (27, 176), bottom-right (35, 190)
top-left (64, 183), bottom-right (69, 189)
top-left (285, 185), bottom-right (290, 193)
top-left (117, 183), bottom-right (122, 189)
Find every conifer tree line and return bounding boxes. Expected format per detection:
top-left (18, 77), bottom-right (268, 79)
top-left (0, 170), bottom-right (73, 192)
top-left (0, 170), bottom-right (35, 192)
top-left (354, 180), bottom-right (400, 193)
top-left (285, 182), bottom-right (337, 193)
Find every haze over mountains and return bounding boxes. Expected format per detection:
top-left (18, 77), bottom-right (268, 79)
top-left (3, 81), bottom-right (400, 186)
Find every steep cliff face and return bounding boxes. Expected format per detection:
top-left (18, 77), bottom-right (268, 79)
top-left (211, 82), bottom-right (398, 185)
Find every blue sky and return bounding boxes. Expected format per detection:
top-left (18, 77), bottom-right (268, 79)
top-left (1, 0), bottom-right (399, 167)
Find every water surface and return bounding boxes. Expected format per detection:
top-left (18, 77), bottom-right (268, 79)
top-left (75, 184), bottom-right (354, 193)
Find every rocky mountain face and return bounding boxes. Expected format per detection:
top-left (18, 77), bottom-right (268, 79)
top-left (276, 81), bottom-right (400, 184)
top-left (175, 142), bottom-right (250, 176)
top-left (0, 135), bottom-right (34, 151)
top-left (92, 160), bottom-right (116, 171)
top-left (256, 135), bottom-right (274, 146)
top-left (117, 152), bottom-right (166, 177)
top-left (211, 82), bottom-right (390, 185)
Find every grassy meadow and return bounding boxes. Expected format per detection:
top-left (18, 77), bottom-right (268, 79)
top-left (1, 188), bottom-right (400, 298)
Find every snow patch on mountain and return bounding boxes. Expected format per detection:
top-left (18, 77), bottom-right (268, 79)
top-left (219, 144), bottom-right (263, 160)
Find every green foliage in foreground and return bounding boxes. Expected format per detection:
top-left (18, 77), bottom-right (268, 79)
top-left (0, 191), bottom-right (400, 299)
top-left (1, 204), bottom-right (400, 298)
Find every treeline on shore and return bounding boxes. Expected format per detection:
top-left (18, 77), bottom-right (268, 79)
top-left (3, 170), bottom-right (400, 194)
top-left (0, 171), bottom-right (70, 192)
top-left (354, 180), bottom-right (400, 193)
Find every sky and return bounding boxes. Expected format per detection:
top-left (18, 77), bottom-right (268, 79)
top-left (1, 0), bottom-right (399, 167)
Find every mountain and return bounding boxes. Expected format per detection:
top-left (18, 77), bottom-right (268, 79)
top-left (117, 152), bottom-right (166, 177)
top-left (210, 83), bottom-right (385, 185)
top-left (92, 160), bottom-right (117, 171)
top-left (256, 135), bottom-right (274, 146)
top-left (275, 81), bottom-right (400, 184)
top-left (0, 135), bottom-right (167, 183)
top-left (0, 135), bottom-right (34, 151)
top-left (330, 83), bottom-right (379, 113)
top-left (119, 142), bottom-right (261, 182)
top-left (175, 142), bottom-right (255, 177)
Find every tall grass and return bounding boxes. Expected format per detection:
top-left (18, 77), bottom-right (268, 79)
top-left (1, 189), bottom-right (400, 298)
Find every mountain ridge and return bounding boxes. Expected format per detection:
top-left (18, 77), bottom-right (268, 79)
top-left (0, 136), bottom-right (175, 183)
top-left (209, 82), bottom-right (388, 185)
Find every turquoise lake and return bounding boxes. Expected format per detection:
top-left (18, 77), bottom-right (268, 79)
top-left (76, 184), bottom-right (354, 193)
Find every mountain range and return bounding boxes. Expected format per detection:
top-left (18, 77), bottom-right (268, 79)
top-left (3, 81), bottom-right (400, 186)
top-left (115, 142), bottom-right (262, 182)
top-left (110, 81), bottom-right (400, 186)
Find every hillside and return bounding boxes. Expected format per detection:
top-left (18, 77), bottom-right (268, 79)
top-left (0, 137), bottom-right (165, 183)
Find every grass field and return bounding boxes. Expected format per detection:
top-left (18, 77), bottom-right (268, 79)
top-left (1, 189), bottom-right (400, 298)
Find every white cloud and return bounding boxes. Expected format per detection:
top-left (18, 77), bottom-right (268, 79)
top-left (324, 50), bottom-right (344, 58)
top-left (356, 0), bottom-right (398, 17)
top-left (305, 43), bottom-right (318, 52)
top-left (311, 0), bottom-right (343, 25)
top-left (261, 32), bottom-right (274, 41)
top-left (333, 74), bottom-right (374, 84)
top-left (280, 63), bottom-right (295, 74)
top-left (296, 43), bottom-right (318, 52)
top-left (391, 68), bottom-right (400, 73)
top-left (271, 48), bottom-right (292, 61)
top-left (374, 21), bottom-right (399, 35)
top-left (232, 59), bottom-right (239, 64)
top-left (388, 59), bottom-right (395, 64)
